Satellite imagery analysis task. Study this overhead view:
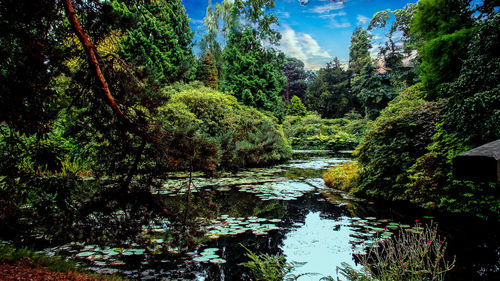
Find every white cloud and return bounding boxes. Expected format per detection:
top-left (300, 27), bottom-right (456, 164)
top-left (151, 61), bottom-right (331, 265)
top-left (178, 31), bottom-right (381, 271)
top-left (308, 2), bottom-right (345, 14)
top-left (278, 25), bottom-right (331, 70)
top-left (277, 11), bottom-right (290, 19)
top-left (190, 19), bottom-right (203, 25)
top-left (356, 14), bottom-right (370, 25)
top-left (318, 11), bottom-right (346, 19)
top-left (318, 11), bottom-right (350, 28)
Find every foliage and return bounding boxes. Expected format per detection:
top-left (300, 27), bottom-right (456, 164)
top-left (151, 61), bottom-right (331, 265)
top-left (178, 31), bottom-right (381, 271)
top-left (323, 162), bottom-right (360, 192)
top-left (410, 0), bottom-right (474, 98)
top-left (283, 114), bottom-right (367, 151)
top-left (221, 26), bottom-right (285, 118)
top-left (368, 4), bottom-right (418, 92)
top-left (0, 0), bottom-right (76, 135)
top-left (349, 27), bottom-right (372, 75)
top-left (112, 0), bottom-right (196, 86)
top-left (159, 85), bottom-right (292, 170)
top-left (198, 52), bottom-right (219, 89)
top-left (1, 0), bottom-right (219, 249)
top-left (281, 57), bottom-right (311, 101)
top-left (355, 84), bottom-right (441, 200)
top-left (240, 245), bottom-right (303, 281)
top-left (306, 58), bottom-right (355, 118)
top-left (404, 13), bottom-right (500, 219)
top-left (199, 29), bottom-right (224, 80)
top-left (337, 224), bottom-right (455, 281)
top-left (351, 61), bottom-right (397, 120)
top-left (440, 13), bottom-right (500, 146)
top-left (287, 96), bottom-right (307, 117)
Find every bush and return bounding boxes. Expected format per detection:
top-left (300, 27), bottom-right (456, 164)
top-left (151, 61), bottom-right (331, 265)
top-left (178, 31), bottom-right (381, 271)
top-left (287, 96), bottom-right (307, 116)
top-left (158, 85), bottom-right (292, 170)
top-left (283, 113), bottom-right (366, 150)
top-left (355, 83), bottom-right (441, 200)
top-left (323, 162), bottom-right (360, 192)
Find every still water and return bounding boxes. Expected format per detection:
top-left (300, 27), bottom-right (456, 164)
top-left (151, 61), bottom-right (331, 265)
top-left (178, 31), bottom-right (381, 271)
top-left (41, 150), bottom-right (500, 280)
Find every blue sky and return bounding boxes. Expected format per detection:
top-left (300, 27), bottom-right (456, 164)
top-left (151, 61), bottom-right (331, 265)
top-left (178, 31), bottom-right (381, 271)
top-left (183, 0), bottom-right (417, 69)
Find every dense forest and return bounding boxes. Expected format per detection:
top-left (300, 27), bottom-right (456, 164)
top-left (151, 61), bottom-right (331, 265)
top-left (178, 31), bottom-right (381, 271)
top-left (0, 0), bottom-right (499, 280)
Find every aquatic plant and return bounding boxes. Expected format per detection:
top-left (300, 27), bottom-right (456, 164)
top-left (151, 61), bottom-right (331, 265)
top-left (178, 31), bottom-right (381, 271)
top-left (336, 223), bottom-right (455, 281)
top-left (240, 245), bottom-right (305, 281)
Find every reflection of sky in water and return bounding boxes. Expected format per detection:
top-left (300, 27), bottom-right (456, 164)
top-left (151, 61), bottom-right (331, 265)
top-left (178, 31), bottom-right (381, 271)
top-left (281, 212), bottom-right (360, 280)
top-left (282, 157), bottom-right (350, 170)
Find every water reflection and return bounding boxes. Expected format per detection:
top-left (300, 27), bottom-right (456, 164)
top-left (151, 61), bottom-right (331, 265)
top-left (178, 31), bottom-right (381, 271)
top-left (33, 150), bottom-right (500, 280)
top-left (281, 212), bottom-right (360, 280)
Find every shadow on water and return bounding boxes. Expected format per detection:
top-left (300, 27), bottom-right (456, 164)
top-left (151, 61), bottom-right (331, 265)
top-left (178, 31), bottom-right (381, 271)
top-left (26, 150), bottom-right (500, 280)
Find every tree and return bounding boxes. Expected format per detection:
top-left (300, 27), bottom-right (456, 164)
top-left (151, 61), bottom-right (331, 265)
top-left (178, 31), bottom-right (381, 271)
top-left (440, 12), bottom-right (500, 147)
top-left (409, 0), bottom-right (474, 98)
top-left (287, 96), bottom-right (307, 116)
top-left (0, 0), bottom-right (74, 135)
top-left (351, 62), bottom-right (396, 119)
top-left (221, 26), bottom-right (285, 114)
top-left (281, 57), bottom-right (309, 102)
top-left (348, 26), bottom-right (397, 119)
top-left (0, 0), bottom-right (217, 246)
top-left (198, 52), bottom-right (219, 89)
top-left (306, 58), bottom-right (354, 118)
top-left (349, 26), bottom-right (372, 75)
top-left (112, 0), bottom-right (196, 87)
top-left (199, 29), bottom-right (224, 81)
top-left (368, 4), bottom-right (418, 91)
top-left (220, 1), bottom-right (285, 118)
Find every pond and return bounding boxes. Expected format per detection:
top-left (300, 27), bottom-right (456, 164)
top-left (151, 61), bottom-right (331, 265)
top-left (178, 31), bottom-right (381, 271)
top-left (38, 150), bottom-right (500, 280)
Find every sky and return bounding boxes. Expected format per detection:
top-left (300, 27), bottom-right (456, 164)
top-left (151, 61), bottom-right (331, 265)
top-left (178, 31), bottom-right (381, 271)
top-left (183, 0), bottom-right (417, 70)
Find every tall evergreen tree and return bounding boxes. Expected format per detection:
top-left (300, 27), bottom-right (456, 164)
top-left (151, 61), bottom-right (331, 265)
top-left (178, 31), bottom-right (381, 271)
top-left (220, 1), bottom-right (285, 118)
top-left (351, 62), bottom-right (396, 119)
top-left (198, 52), bottom-right (219, 89)
top-left (349, 26), bottom-right (372, 75)
top-left (348, 26), bottom-right (396, 119)
top-left (199, 30), bottom-right (224, 81)
top-left (281, 57), bottom-right (309, 102)
top-left (221, 26), bottom-right (285, 115)
top-left (112, 0), bottom-right (195, 86)
top-left (306, 58), bottom-right (354, 118)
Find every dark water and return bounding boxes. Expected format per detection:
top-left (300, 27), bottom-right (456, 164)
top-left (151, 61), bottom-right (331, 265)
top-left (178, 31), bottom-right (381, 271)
top-left (37, 150), bottom-right (500, 280)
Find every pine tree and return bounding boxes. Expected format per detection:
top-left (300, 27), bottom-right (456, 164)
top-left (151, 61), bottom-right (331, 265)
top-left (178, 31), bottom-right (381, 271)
top-left (287, 96), bottom-right (307, 116)
top-left (221, 25), bottom-right (285, 117)
top-left (112, 0), bottom-right (195, 86)
top-left (349, 26), bottom-right (372, 75)
top-left (198, 52), bottom-right (219, 89)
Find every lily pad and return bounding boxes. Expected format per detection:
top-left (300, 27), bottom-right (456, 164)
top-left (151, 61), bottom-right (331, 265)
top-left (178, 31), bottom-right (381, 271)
top-left (193, 256), bottom-right (210, 262)
top-left (210, 258), bottom-right (227, 264)
top-left (75, 251), bottom-right (95, 258)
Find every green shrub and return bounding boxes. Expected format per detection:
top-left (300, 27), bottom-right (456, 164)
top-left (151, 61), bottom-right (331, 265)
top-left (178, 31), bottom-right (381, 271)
top-left (287, 96), bottom-right (307, 117)
top-left (158, 86), bottom-right (292, 170)
top-left (323, 162), bottom-right (360, 192)
top-left (355, 83), bottom-right (441, 200)
top-left (283, 113), bottom-right (366, 150)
